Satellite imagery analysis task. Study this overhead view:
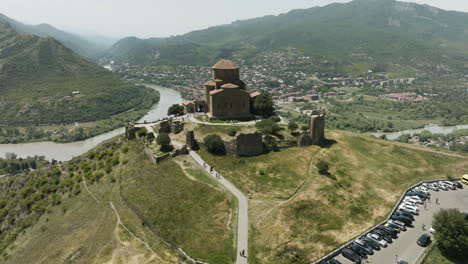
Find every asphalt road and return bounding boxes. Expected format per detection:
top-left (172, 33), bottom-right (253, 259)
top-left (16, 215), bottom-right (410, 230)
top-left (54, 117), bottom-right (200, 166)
top-left (333, 184), bottom-right (468, 264)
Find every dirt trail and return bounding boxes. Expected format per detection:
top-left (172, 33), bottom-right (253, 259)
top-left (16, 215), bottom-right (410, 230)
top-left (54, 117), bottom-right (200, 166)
top-left (109, 202), bottom-right (169, 264)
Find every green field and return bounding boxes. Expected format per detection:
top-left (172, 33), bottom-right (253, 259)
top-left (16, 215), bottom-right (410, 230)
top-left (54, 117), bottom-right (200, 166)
top-left (0, 138), bottom-right (235, 264)
top-left (198, 129), bottom-right (468, 263)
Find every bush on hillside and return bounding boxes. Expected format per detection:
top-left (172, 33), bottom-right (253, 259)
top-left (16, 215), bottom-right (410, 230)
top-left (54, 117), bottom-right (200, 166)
top-left (316, 160), bottom-right (330, 175)
top-left (255, 119), bottom-right (281, 135)
top-left (253, 93), bottom-right (275, 117)
top-left (204, 134), bottom-right (226, 155)
top-left (156, 133), bottom-right (172, 152)
top-left (228, 128), bottom-right (237, 137)
top-left (168, 104), bottom-right (185, 116)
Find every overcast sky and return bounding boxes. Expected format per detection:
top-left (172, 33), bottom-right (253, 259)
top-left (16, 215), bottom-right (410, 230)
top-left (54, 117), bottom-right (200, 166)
top-left (1, 0), bottom-right (468, 38)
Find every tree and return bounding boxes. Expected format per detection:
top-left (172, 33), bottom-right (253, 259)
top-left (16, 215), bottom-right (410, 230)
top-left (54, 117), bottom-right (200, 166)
top-left (288, 121), bottom-right (299, 132)
top-left (204, 134), bottom-right (226, 155)
top-left (253, 93), bottom-right (275, 117)
top-left (228, 128), bottom-right (237, 137)
top-left (167, 104), bottom-right (184, 116)
top-left (255, 119), bottom-right (281, 135)
top-left (156, 133), bottom-right (172, 152)
top-left (433, 208), bottom-right (468, 259)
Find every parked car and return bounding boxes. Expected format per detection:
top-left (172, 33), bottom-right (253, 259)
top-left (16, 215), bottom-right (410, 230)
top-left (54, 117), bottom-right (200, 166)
top-left (422, 182), bottom-right (439, 191)
top-left (414, 186), bottom-right (430, 194)
top-left (386, 221), bottom-right (406, 231)
top-left (442, 181), bottom-right (457, 190)
top-left (461, 175), bottom-right (468, 185)
top-left (454, 181), bottom-right (463, 189)
top-left (404, 196), bottom-right (422, 204)
top-left (390, 215), bottom-right (412, 226)
top-left (395, 210), bottom-right (415, 221)
top-left (398, 261), bottom-right (409, 264)
top-left (437, 182), bottom-right (449, 191)
top-left (351, 241), bottom-right (373, 255)
top-left (376, 225), bottom-right (398, 238)
top-left (346, 243), bottom-right (368, 258)
top-left (341, 248), bottom-right (362, 263)
top-left (328, 259), bottom-right (342, 264)
top-left (406, 191), bottom-right (428, 200)
top-left (371, 229), bottom-right (393, 243)
top-left (367, 233), bottom-right (388, 247)
top-left (361, 237), bottom-right (381, 250)
top-left (417, 234), bottom-right (432, 247)
top-left (398, 204), bottom-right (419, 215)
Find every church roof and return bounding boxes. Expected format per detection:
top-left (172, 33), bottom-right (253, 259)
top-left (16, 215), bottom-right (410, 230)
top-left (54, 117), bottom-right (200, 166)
top-left (250, 92), bottom-right (262, 98)
top-left (221, 83), bottom-right (239, 89)
top-left (212, 59), bottom-right (239, 70)
top-left (209, 89), bottom-right (224, 95)
top-left (182, 100), bottom-right (194, 105)
top-left (205, 80), bottom-right (216, 86)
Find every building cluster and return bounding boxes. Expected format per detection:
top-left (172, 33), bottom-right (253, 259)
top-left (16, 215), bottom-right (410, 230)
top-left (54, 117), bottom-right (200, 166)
top-left (383, 92), bottom-right (431, 103)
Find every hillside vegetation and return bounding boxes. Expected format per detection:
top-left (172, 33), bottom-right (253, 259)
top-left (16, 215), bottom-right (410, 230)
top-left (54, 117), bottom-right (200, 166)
top-left (0, 137), bottom-right (235, 264)
top-left (105, 0), bottom-right (468, 74)
top-left (198, 129), bottom-right (468, 263)
top-left (0, 22), bottom-right (159, 126)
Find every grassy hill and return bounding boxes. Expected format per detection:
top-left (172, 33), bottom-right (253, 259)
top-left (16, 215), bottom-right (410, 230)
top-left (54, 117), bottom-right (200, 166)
top-left (0, 22), bottom-right (159, 126)
top-left (0, 137), bottom-right (236, 264)
top-left (0, 13), bottom-right (104, 57)
top-left (197, 129), bottom-right (468, 263)
top-left (105, 0), bottom-right (468, 74)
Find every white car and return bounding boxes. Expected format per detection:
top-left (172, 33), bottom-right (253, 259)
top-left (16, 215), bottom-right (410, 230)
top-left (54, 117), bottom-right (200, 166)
top-left (406, 195), bottom-right (423, 203)
top-left (413, 186), bottom-right (430, 194)
top-left (388, 220), bottom-right (406, 231)
top-left (367, 233), bottom-right (388, 247)
top-left (404, 197), bottom-right (422, 205)
top-left (423, 183), bottom-right (439, 191)
top-left (399, 204), bottom-right (419, 215)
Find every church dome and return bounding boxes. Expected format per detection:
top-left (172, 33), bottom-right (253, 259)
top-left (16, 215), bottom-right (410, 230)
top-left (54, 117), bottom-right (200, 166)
top-left (212, 59), bottom-right (239, 70)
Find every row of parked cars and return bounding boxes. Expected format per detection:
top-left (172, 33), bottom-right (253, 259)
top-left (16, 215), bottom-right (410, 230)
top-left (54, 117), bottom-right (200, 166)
top-left (324, 180), bottom-right (463, 264)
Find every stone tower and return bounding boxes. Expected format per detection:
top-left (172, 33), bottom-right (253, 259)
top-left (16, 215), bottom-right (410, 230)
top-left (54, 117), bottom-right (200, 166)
top-left (309, 109), bottom-right (325, 145)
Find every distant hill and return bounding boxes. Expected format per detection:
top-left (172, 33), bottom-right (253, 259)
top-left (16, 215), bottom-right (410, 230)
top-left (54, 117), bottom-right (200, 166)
top-left (0, 13), bottom-right (107, 57)
top-left (105, 0), bottom-right (468, 73)
top-left (0, 22), bottom-right (152, 125)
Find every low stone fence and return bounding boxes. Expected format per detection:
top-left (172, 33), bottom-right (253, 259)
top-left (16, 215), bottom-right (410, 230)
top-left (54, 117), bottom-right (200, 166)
top-left (312, 178), bottom-right (460, 264)
top-left (178, 248), bottom-right (209, 264)
top-left (144, 145), bottom-right (189, 164)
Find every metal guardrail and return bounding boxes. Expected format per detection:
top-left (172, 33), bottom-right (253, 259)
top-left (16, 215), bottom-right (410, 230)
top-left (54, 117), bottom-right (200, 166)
top-left (312, 178), bottom-right (460, 264)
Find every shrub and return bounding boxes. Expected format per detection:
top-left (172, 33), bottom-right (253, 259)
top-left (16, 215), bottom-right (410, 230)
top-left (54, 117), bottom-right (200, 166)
top-left (288, 121), bottom-right (299, 132)
top-left (167, 104), bottom-right (185, 116)
top-left (156, 133), bottom-right (172, 152)
top-left (253, 92), bottom-right (275, 117)
top-left (268, 116), bottom-right (281, 123)
top-left (316, 160), bottom-right (330, 175)
top-left (255, 119), bottom-right (281, 135)
top-left (228, 128), bottom-right (237, 137)
top-left (433, 208), bottom-right (468, 259)
top-left (204, 134), bottom-right (226, 155)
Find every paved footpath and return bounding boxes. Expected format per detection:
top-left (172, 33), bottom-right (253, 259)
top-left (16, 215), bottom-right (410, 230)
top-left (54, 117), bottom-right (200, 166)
top-left (189, 150), bottom-right (249, 264)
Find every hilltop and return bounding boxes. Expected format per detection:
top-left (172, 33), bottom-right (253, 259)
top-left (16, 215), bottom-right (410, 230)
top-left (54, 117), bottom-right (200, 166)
top-left (1, 123), bottom-right (466, 263)
top-left (104, 0), bottom-right (468, 74)
top-left (0, 13), bottom-right (105, 57)
top-left (0, 22), bottom-right (158, 127)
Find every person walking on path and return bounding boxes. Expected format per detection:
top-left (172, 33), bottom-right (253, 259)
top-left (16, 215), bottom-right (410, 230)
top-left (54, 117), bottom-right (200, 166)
top-left (422, 224), bottom-right (426, 230)
top-left (424, 202), bottom-right (427, 210)
top-left (428, 196), bottom-right (431, 203)
top-left (436, 197), bottom-right (439, 204)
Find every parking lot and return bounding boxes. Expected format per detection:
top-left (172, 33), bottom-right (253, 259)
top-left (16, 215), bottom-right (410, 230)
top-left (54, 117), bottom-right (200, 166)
top-left (333, 183), bottom-right (468, 264)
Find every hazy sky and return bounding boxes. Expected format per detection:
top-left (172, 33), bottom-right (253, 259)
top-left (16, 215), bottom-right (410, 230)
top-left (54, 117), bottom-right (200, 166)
top-left (1, 0), bottom-right (468, 38)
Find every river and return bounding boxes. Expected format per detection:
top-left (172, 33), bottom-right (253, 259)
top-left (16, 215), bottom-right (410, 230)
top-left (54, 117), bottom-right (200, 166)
top-left (0, 85), bottom-right (182, 161)
top-left (371, 124), bottom-right (468, 140)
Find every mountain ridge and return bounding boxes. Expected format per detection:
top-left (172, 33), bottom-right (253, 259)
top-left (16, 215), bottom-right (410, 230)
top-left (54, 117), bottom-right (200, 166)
top-left (103, 0), bottom-right (468, 74)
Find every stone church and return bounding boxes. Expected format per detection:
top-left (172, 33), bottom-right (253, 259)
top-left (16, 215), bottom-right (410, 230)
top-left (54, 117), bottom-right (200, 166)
top-left (183, 59), bottom-right (260, 119)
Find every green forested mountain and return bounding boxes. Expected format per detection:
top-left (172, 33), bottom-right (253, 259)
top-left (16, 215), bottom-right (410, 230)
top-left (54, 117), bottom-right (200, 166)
top-left (0, 13), bottom-right (104, 57)
top-left (0, 22), bottom-right (153, 125)
top-left (105, 0), bottom-right (468, 73)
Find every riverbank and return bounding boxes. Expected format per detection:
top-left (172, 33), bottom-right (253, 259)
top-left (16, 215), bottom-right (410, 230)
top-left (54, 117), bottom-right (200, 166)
top-left (0, 85), bottom-right (160, 144)
top-left (0, 85), bottom-right (182, 161)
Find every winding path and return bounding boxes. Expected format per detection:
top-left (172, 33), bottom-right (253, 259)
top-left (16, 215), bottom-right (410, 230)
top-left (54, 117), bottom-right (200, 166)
top-left (189, 150), bottom-right (249, 264)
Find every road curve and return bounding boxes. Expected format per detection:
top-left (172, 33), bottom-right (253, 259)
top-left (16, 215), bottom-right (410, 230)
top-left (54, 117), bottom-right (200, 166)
top-left (189, 150), bottom-right (249, 264)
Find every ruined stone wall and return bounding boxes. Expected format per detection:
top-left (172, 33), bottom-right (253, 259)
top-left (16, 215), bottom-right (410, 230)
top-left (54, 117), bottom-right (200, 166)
top-left (310, 114), bottom-right (325, 145)
top-left (224, 133), bottom-right (263, 156)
